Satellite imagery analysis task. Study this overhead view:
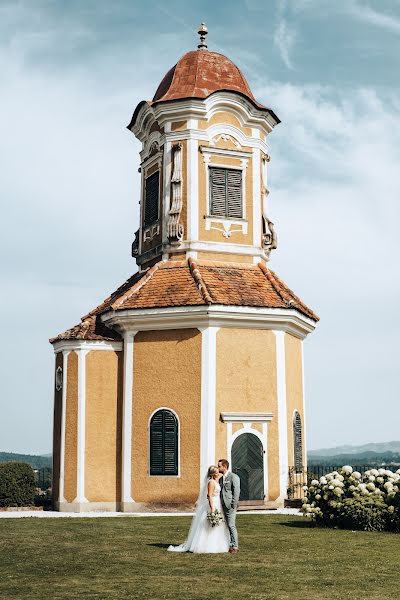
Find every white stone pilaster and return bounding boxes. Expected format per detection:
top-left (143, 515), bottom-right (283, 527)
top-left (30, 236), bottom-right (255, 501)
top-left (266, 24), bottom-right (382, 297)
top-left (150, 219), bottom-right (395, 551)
top-left (187, 135), bottom-right (199, 242)
top-left (301, 339), bottom-right (307, 469)
top-left (75, 348), bottom-right (89, 506)
top-left (274, 330), bottom-right (289, 501)
top-left (121, 331), bottom-right (137, 510)
top-left (252, 147), bottom-right (261, 249)
top-left (58, 350), bottom-right (70, 504)
top-left (199, 326), bottom-right (219, 483)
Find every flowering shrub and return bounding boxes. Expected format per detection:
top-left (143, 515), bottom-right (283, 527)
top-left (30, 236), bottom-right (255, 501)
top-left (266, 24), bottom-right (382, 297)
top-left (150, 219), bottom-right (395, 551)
top-left (301, 466), bottom-right (400, 532)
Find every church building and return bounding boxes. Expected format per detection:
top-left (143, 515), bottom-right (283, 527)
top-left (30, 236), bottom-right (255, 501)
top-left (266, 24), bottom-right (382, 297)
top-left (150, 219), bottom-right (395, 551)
top-left (50, 24), bottom-right (318, 512)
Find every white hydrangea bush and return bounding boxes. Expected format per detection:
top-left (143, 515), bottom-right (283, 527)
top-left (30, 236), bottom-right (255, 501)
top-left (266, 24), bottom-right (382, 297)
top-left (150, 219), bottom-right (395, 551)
top-left (301, 466), bottom-right (400, 532)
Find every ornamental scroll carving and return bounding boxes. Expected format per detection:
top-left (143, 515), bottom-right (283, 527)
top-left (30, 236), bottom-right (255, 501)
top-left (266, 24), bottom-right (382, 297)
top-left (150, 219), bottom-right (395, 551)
top-left (168, 143), bottom-right (184, 245)
top-left (261, 154), bottom-right (277, 257)
top-left (131, 228), bottom-right (139, 257)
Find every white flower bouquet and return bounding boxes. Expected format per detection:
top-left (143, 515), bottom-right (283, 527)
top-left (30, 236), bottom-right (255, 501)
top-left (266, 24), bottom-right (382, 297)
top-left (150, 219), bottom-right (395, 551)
top-left (207, 508), bottom-right (224, 527)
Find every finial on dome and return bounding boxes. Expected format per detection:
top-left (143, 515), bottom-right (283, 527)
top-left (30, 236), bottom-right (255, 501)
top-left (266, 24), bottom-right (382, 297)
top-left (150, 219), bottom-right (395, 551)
top-left (197, 22), bottom-right (208, 50)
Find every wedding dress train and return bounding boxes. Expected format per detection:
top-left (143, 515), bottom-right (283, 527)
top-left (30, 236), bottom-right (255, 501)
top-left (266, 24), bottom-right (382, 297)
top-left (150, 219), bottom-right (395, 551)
top-left (168, 480), bottom-right (230, 553)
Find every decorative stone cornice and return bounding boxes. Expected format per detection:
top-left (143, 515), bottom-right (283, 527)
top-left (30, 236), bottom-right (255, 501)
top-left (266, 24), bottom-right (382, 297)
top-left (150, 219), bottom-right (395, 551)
top-left (220, 412), bottom-right (273, 423)
top-left (101, 305), bottom-right (316, 340)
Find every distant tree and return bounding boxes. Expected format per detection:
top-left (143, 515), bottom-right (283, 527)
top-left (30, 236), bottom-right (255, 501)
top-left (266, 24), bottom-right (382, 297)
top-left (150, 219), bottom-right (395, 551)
top-left (0, 462), bottom-right (36, 507)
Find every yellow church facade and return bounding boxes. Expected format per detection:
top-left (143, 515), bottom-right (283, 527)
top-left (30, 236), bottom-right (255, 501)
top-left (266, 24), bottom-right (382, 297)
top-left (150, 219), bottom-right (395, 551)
top-left (51, 25), bottom-right (318, 512)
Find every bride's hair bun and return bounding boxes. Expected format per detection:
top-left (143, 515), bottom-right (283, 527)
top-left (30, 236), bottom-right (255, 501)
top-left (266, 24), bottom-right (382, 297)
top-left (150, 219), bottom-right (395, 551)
top-left (207, 465), bottom-right (219, 478)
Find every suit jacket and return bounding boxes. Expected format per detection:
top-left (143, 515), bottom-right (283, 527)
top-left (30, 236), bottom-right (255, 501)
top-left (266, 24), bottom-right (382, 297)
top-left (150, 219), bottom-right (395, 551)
top-left (220, 471), bottom-right (240, 510)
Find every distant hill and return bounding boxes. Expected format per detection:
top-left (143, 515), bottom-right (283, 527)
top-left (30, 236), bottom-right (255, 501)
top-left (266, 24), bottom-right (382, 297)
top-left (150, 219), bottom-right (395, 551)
top-left (0, 452), bottom-right (52, 469)
top-left (308, 441), bottom-right (400, 457)
top-left (308, 441), bottom-right (400, 466)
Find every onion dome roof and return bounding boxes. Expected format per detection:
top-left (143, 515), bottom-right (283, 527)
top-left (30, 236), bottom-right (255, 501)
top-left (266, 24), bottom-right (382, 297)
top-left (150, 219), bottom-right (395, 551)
top-left (152, 50), bottom-right (270, 113)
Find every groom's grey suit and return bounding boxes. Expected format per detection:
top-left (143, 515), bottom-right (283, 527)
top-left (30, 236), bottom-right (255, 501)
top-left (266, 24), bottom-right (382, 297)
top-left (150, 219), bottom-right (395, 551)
top-left (220, 471), bottom-right (240, 549)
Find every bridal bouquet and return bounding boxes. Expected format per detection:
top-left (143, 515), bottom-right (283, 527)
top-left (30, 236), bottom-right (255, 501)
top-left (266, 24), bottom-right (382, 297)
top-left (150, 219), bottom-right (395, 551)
top-left (207, 509), bottom-right (224, 527)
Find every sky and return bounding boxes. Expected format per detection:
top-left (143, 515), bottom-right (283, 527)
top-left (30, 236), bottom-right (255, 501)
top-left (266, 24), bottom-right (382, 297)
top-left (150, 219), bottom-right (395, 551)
top-left (0, 0), bottom-right (399, 454)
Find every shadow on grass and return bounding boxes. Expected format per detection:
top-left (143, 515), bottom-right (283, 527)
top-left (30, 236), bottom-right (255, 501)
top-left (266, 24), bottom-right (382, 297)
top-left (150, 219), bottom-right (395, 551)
top-left (278, 520), bottom-right (316, 529)
top-left (148, 543), bottom-right (174, 548)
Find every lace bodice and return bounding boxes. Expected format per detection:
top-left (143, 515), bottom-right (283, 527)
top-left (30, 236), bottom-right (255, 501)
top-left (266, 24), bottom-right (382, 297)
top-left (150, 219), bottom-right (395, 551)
top-left (208, 479), bottom-right (221, 497)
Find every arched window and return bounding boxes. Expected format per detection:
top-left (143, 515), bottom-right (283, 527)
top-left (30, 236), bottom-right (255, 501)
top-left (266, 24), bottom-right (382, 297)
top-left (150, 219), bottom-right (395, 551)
top-left (293, 411), bottom-right (303, 471)
top-left (150, 409), bottom-right (178, 476)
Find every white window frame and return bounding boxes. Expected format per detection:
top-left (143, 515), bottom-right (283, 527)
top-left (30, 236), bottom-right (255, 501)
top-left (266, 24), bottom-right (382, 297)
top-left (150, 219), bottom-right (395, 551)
top-left (201, 146), bottom-right (251, 237)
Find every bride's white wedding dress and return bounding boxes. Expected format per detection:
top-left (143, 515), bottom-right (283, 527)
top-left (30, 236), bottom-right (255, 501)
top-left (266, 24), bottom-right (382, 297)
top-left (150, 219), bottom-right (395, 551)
top-left (168, 479), bottom-right (230, 553)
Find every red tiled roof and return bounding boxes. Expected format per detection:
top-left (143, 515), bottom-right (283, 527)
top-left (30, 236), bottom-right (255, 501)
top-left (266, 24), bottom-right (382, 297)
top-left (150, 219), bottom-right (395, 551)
top-left (50, 260), bottom-right (318, 343)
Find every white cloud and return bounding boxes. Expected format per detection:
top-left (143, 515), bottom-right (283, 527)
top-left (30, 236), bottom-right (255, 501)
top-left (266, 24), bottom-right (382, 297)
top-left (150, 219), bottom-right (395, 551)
top-left (347, 1), bottom-right (400, 34)
top-left (273, 0), bottom-right (297, 69)
top-left (254, 81), bottom-right (400, 448)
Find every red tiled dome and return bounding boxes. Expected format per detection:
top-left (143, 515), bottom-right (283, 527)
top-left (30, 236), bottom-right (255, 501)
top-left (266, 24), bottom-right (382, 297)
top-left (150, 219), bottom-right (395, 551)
top-left (151, 50), bottom-right (274, 114)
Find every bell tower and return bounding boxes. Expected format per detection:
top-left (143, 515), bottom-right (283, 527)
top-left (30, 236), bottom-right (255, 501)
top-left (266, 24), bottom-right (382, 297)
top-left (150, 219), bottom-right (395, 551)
top-left (51, 25), bottom-right (318, 514)
top-left (128, 24), bottom-right (280, 270)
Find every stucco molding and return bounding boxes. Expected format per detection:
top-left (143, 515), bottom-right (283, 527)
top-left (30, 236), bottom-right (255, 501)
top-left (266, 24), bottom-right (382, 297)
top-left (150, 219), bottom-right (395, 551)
top-left (199, 326), bottom-right (219, 483)
top-left (52, 340), bottom-right (123, 353)
top-left (73, 348), bottom-right (89, 505)
top-left (101, 305), bottom-right (316, 340)
top-left (122, 331), bottom-right (138, 505)
top-left (273, 330), bottom-right (289, 502)
top-left (220, 412), bottom-right (273, 422)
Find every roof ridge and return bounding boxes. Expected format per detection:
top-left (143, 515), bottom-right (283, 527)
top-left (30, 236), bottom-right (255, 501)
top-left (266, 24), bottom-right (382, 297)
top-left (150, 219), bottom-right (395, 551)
top-left (268, 268), bottom-right (319, 321)
top-left (258, 262), bottom-right (294, 307)
top-left (80, 271), bottom-right (144, 321)
top-left (188, 257), bottom-right (213, 304)
top-left (111, 263), bottom-right (160, 310)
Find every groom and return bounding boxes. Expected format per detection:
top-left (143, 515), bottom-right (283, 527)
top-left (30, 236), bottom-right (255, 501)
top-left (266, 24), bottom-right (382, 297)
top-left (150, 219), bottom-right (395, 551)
top-left (218, 459), bottom-right (240, 554)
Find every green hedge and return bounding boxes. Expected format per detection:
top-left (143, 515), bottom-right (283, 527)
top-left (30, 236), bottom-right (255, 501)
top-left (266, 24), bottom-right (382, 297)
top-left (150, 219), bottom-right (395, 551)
top-left (0, 462), bottom-right (36, 507)
top-left (302, 466), bottom-right (400, 532)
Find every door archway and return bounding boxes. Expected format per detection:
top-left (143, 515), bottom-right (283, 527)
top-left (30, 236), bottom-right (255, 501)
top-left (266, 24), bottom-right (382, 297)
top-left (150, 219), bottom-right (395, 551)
top-left (231, 432), bottom-right (264, 501)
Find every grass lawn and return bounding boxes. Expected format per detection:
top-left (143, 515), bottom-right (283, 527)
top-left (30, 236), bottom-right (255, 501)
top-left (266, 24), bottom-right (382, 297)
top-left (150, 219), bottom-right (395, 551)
top-left (0, 514), bottom-right (399, 600)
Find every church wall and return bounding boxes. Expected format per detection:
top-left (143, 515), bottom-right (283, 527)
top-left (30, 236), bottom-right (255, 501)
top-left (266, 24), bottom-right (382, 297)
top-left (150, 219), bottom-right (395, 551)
top-left (64, 351), bottom-right (78, 503)
top-left (198, 111), bottom-right (251, 136)
top-left (284, 334), bottom-right (305, 466)
top-left (132, 328), bottom-right (202, 503)
top-left (197, 252), bottom-right (254, 264)
top-left (52, 353), bottom-right (63, 505)
top-left (85, 350), bottom-right (123, 503)
top-left (215, 328), bottom-right (280, 500)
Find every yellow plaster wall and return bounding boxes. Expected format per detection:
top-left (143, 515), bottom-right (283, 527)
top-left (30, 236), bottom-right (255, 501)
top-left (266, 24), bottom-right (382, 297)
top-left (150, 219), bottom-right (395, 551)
top-left (216, 328), bottom-right (280, 500)
top-left (197, 252), bottom-right (254, 264)
top-left (52, 353), bottom-right (63, 504)
top-left (171, 120), bottom-right (186, 131)
top-left (64, 352), bottom-right (78, 503)
top-left (284, 334), bottom-right (305, 467)
top-left (132, 329), bottom-right (202, 503)
top-left (198, 111), bottom-right (251, 136)
top-left (85, 351), bottom-right (123, 502)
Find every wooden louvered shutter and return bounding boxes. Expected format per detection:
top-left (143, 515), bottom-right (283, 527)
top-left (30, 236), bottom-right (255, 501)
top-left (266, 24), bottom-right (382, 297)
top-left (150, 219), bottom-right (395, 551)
top-left (293, 411), bottom-right (303, 472)
top-left (150, 410), bottom-right (178, 475)
top-left (144, 171), bottom-right (159, 227)
top-left (210, 167), bottom-right (243, 218)
top-left (226, 169), bottom-right (242, 218)
top-left (209, 167), bottom-right (226, 216)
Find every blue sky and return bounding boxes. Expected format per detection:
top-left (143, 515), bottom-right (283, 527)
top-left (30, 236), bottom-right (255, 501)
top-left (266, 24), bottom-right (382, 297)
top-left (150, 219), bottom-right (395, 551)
top-left (0, 0), bottom-right (399, 454)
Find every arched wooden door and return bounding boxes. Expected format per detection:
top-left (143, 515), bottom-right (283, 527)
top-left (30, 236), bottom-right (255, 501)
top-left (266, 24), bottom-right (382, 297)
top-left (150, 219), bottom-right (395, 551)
top-left (231, 433), bottom-right (264, 501)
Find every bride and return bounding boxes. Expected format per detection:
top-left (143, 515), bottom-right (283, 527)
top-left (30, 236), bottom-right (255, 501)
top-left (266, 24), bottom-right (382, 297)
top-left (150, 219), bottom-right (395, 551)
top-left (168, 465), bottom-right (230, 553)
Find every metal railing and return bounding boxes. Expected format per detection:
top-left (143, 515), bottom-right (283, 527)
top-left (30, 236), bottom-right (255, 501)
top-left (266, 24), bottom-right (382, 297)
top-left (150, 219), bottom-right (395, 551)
top-left (287, 464), bottom-right (400, 500)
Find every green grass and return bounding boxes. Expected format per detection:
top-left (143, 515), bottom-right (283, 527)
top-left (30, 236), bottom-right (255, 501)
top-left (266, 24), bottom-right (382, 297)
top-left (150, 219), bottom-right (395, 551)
top-left (0, 515), bottom-right (399, 599)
